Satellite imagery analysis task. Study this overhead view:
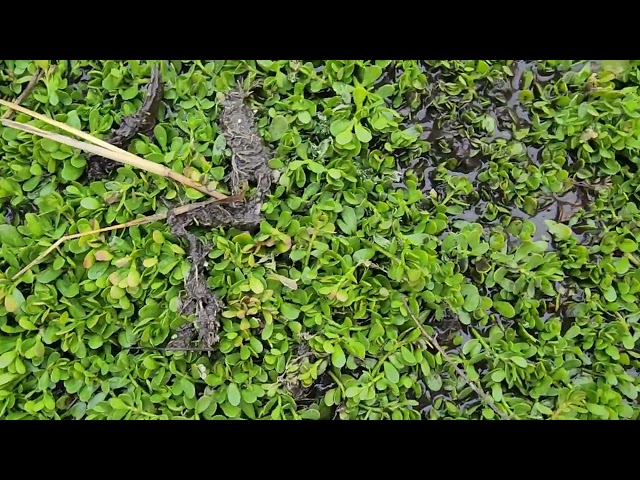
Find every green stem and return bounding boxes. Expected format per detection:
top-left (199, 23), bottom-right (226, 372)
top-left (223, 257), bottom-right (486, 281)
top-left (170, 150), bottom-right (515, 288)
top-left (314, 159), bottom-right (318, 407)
top-left (440, 191), bottom-right (456, 207)
top-left (328, 370), bottom-right (345, 396)
top-left (371, 351), bottom-right (394, 377)
top-left (371, 337), bottom-right (416, 377)
top-left (361, 238), bottom-right (395, 260)
top-left (471, 327), bottom-right (492, 351)
top-left (303, 228), bottom-right (318, 269)
top-left (133, 408), bottom-right (157, 419)
top-left (625, 253), bottom-right (640, 267)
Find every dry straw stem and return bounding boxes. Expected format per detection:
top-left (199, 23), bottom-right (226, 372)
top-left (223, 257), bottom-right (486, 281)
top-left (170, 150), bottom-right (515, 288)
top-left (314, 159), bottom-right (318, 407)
top-left (0, 99), bottom-right (228, 200)
top-left (11, 196), bottom-right (227, 281)
top-left (400, 297), bottom-right (513, 420)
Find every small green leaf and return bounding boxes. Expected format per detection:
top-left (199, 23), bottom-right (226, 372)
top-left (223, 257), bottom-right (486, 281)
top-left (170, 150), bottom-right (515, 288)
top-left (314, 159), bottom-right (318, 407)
top-left (66, 111), bottom-right (82, 130)
top-left (623, 336), bottom-right (635, 350)
top-left (603, 286), bottom-right (617, 302)
top-left (280, 302), bottom-right (300, 320)
top-left (339, 206), bottom-right (358, 235)
top-left (196, 395), bottom-right (212, 414)
top-left (492, 383), bottom-right (503, 402)
top-left (335, 129), bottom-right (353, 145)
top-left (330, 119), bottom-right (352, 136)
top-left (511, 356), bottom-right (528, 368)
top-left (482, 115), bottom-right (495, 134)
top-left (345, 386), bottom-right (360, 398)
top-left (462, 284), bottom-right (481, 312)
top-left (268, 274), bottom-right (297, 290)
top-left (33, 341), bottom-right (45, 358)
top-left (241, 388), bottom-right (258, 404)
top-left (615, 257), bottom-right (631, 274)
top-left (619, 239), bottom-right (637, 253)
top-left (4, 289), bottom-right (25, 313)
top-left (0, 350), bottom-right (16, 369)
top-left (0, 373), bottom-right (17, 387)
top-left (227, 383), bottom-right (241, 407)
top-left (354, 122), bottom-right (372, 143)
top-left (384, 361), bottom-right (400, 383)
top-left (545, 220), bottom-right (572, 241)
top-left (362, 65), bottom-right (383, 87)
top-left (80, 198), bottom-right (101, 210)
top-left (87, 335), bottom-right (103, 349)
top-left (353, 248), bottom-right (375, 263)
top-left (335, 290), bottom-right (349, 302)
top-left (109, 398), bottom-right (128, 410)
top-left (249, 276), bottom-right (264, 294)
top-left (331, 344), bottom-right (346, 368)
top-left (376, 84), bottom-right (395, 98)
top-left (400, 347), bottom-right (416, 365)
top-left (0, 225), bottom-right (26, 247)
top-left (587, 403), bottom-right (608, 417)
top-left (494, 301), bottom-right (516, 319)
top-left (462, 339), bottom-right (479, 356)
top-left (297, 110), bottom-right (311, 124)
top-left (95, 250), bottom-right (113, 262)
top-left (353, 87), bottom-right (367, 108)
top-left (41, 138), bottom-right (59, 152)
top-left (327, 168), bottom-right (342, 180)
top-left (154, 125), bottom-right (167, 149)
top-left (427, 373), bottom-right (443, 391)
top-left (347, 340), bottom-right (366, 359)
top-left (61, 161), bottom-right (84, 181)
top-left (269, 115), bottom-right (289, 141)
top-left (476, 60), bottom-right (490, 74)
top-left (181, 378), bottom-right (195, 399)
top-left (121, 85), bottom-right (139, 100)
top-left (601, 60), bottom-right (630, 76)
top-left (300, 408), bottom-right (321, 420)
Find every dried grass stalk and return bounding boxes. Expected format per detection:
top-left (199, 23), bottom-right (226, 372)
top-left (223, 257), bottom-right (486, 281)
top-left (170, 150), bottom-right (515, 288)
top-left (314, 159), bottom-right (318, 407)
top-left (0, 99), bottom-right (227, 200)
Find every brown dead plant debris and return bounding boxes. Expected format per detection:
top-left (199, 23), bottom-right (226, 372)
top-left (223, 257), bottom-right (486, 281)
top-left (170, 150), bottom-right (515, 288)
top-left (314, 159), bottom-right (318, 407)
top-left (86, 63), bottom-right (164, 181)
top-left (165, 84), bottom-right (274, 352)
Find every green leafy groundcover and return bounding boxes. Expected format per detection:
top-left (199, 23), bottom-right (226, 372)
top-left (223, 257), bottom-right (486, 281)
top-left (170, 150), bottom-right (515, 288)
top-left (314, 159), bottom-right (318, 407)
top-left (1, 60), bottom-right (639, 419)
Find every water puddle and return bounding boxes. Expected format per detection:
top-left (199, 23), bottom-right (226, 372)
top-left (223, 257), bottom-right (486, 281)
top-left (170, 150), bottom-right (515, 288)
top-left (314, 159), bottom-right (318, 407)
top-left (504, 189), bottom-right (586, 242)
top-left (296, 371), bottom-right (335, 409)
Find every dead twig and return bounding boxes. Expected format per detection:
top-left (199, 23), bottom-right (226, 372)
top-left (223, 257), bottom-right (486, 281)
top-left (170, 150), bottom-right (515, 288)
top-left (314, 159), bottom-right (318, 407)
top-left (400, 297), bottom-right (512, 420)
top-left (1, 69), bottom-right (44, 120)
top-left (11, 191), bottom-right (246, 281)
top-left (0, 100), bottom-right (227, 200)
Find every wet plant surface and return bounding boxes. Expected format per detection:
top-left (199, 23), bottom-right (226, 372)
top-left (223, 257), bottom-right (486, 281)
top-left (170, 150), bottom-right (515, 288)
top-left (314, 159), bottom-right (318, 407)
top-left (1, 60), bottom-right (640, 419)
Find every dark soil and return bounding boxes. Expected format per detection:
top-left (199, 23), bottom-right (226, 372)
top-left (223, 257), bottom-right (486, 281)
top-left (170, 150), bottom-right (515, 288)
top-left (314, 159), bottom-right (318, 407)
top-left (165, 84), bottom-right (274, 352)
top-left (219, 84), bottom-right (273, 197)
top-left (85, 64), bottom-right (164, 181)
